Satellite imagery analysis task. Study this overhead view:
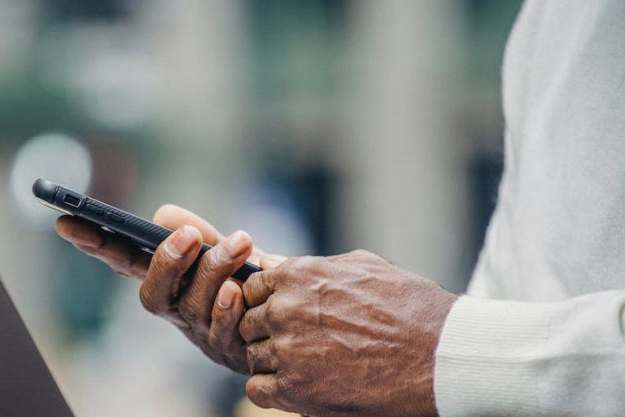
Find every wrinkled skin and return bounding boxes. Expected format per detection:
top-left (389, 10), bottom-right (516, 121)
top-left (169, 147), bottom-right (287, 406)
top-left (240, 250), bottom-right (457, 417)
top-left (55, 204), bottom-right (284, 374)
top-left (56, 204), bottom-right (456, 416)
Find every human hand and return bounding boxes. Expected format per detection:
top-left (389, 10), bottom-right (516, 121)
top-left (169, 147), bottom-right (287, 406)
top-left (239, 250), bottom-right (457, 417)
top-left (55, 204), bottom-right (283, 374)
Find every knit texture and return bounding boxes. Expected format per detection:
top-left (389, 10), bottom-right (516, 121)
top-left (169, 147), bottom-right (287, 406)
top-left (435, 1), bottom-right (625, 416)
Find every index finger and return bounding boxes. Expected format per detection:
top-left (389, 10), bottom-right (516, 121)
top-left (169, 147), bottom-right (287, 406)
top-left (56, 215), bottom-right (151, 279)
top-left (242, 270), bottom-right (276, 308)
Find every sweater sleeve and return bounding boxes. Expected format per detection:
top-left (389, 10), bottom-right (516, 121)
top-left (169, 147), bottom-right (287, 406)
top-left (434, 291), bottom-right (625, 417)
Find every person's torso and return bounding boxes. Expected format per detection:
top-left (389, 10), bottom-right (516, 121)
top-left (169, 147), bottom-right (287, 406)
top-left (470, 0), bottom-right (625, 301)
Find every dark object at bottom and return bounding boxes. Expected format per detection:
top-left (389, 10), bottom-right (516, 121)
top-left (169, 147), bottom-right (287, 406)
top-left (0, 279), bottom-right (75, 417)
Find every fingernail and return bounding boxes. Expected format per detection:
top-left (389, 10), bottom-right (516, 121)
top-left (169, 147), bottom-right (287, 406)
top-left (217, 280), bottom-right (238, 309)
top-left (225, 231), bottom-right (249, 258)
top-left (164, 225), bottom-right (199, 259)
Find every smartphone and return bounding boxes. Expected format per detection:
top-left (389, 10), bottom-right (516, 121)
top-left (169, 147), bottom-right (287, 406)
top-left (32, 178), bottom-right (261, 281)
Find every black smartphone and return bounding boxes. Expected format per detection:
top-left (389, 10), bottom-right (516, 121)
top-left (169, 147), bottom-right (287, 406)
top-left (32, 178), bottom-right (261, 281)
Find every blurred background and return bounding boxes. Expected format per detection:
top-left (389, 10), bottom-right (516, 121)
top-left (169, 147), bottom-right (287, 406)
top-left (0, 0), bottom-right (522, 416)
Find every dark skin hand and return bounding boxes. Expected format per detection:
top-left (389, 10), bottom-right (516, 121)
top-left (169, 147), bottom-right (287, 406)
top-left (56, 204), bottom-right (456, 416)
top-left (55, 204), bottom-right (284, 374)
top-left (240, 250), bottom-right (457, 417)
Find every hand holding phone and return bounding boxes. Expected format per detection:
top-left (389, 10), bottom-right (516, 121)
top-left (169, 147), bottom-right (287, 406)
top-left (33, 178), bottom-right (261, 280)
top-left (35, 178), bottom-right (285, 374)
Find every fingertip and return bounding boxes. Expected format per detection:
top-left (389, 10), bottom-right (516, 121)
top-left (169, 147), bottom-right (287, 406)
top-left (153, 203), bottom-right (182, 224)
top-left (54, 215), bottom-right (72, 236)
top-left (245, 377), bottom-right (256, 398)
top-left (245, 374), bottom-right (279, 409)
top-left (181, 224), bottom-right (203, 243)
top-left (245, 377), bottom-right (260, 402)
top-left (234, 230), bottom-right (253, 244)
top-left (54, 216), bottom-right (103, 248)
top-left (225, 278), bottom-right (243, 293)
top-left (241, 267), bottom-right (277, 308)
top-left (162, 224), bottom-right (203, 259)
top-left (209, 280), bottom-right (245, 355)
top-left (224, 230), bottom-right (254, 259)
top-left (216, 279), bottom-right (242, 310)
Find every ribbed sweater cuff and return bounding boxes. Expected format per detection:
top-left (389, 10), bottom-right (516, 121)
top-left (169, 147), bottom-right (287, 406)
top-left (434, 296), bottom-right (554, 417)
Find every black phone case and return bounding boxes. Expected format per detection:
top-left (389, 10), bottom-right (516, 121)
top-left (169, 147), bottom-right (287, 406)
top-left (32, 178), bottom-right (261, 281)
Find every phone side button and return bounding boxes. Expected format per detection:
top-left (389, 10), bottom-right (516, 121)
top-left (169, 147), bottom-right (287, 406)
top-left (105, 211), bottom-right (125, 223)
top-left (86, 203), bottom-right (104, 216)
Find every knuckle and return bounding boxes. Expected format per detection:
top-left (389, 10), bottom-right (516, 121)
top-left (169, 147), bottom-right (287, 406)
top-left (192, 263), bottom-right (216, 289)
top-left (211, 306), bottom-right (235, 335)
top-left (264, 297), bottom-right (280, 324)
top-left (126, 250), bottom-right (143, 269)
top-left (266, 296), bottom-right (297, 326)
top-left (113, 256), bottom-right (133, 273)
top-left (247, 342), bottom-right (278, 376)
top-left (198, 251), bottom-right (221, 277)
top-left (275, 295), bottom-right (300, 317)
top-left (274, 335), bottom-right (295, 356)
top-left (206, 328), bottom-right (222, 350)
top-left (277, 257), bottom-right (304, 282)
top-left (246, 344), bottom-right (259, 370)
top-left (238, 315), bottom-right (250, 340)
top-left (241, 279), bottom-right (253, 302)
top-left (276, 373), bottom-right (293, 395)
top-left (139, 285), bottom-right (158, 315)
top-left (278, 257), bottom-right (298, 274)
top-left (351, 248), bottom-right (373, 258)
top-left (291, 256), bottom-right (312, 270)
top-left (178, 299), bottom-right (201, 326)
top-left (243, 272), bottom-right (266, 300)
top-left (287, 255), bottom-right (323, 278)
top-left (149, 251), bottom-right (170, 276)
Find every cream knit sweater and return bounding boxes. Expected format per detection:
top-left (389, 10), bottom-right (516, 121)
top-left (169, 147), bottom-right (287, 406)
top-left (435, 1), bottom-right (625, 416)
